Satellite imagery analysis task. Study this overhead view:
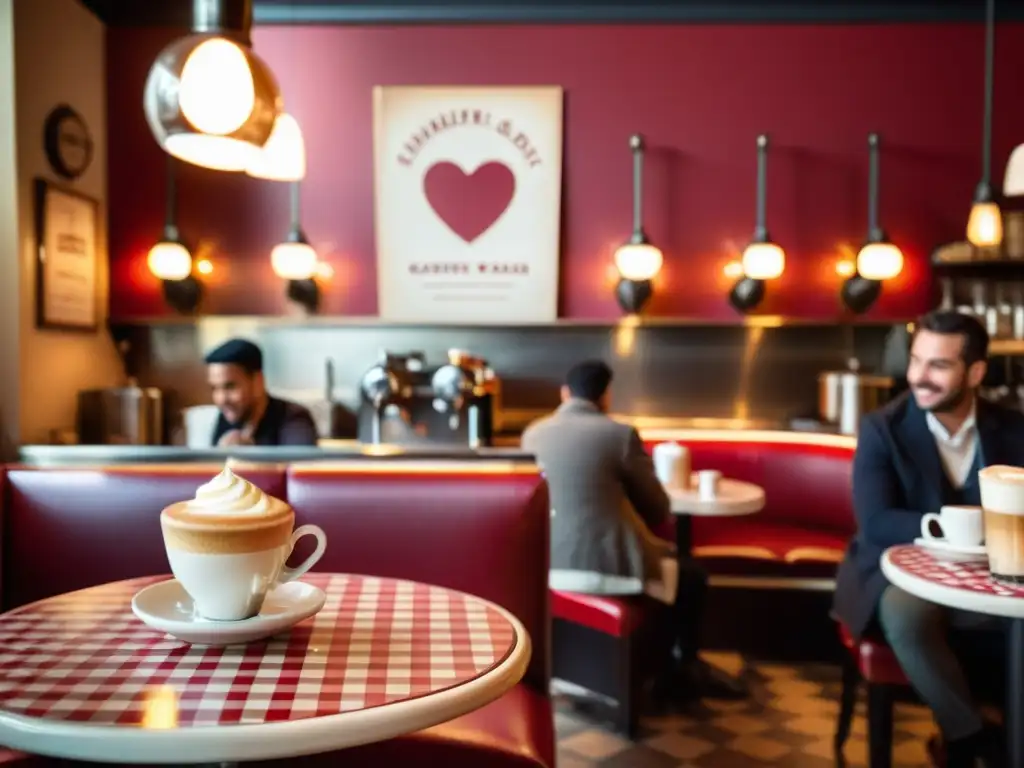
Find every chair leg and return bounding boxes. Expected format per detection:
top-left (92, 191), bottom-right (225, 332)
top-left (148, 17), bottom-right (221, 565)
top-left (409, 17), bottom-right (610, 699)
top-left (614, 634), bottom-right (639, 739)
top-left (866, 683), bottom-right (894, 768)
top-left (834, 654), bottom-right (860, 755)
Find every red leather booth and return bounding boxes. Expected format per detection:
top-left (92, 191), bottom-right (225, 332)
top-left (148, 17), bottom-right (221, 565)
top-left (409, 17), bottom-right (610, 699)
top-left (0, 461), bottom-right (554, 768)
top-left (640, 429), bottom-right (857, 578)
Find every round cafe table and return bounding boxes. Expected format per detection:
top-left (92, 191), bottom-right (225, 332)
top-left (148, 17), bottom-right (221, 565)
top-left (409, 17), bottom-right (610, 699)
top-left (0, 573), bottom-right (530, 765)
top-left (881, 545), bottom-right (1024, 767)
top-left (667, 474), bottom-right (766, 556)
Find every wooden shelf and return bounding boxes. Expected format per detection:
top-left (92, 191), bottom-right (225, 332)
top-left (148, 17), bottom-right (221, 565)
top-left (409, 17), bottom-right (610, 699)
top-left (931, 241), bottom-right (1024, 280)
top-left (990, 339), bottom-right (1024, 356)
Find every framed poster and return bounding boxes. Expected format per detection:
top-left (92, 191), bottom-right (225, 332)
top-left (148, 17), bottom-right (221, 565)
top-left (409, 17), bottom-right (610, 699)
top-left (373, 85), bottom-right (563, 324)
top-left (34, 178), bottom-right (99, 331)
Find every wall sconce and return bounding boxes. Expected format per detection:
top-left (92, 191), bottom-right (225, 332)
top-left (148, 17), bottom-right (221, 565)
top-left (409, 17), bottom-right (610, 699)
top-left (613, 134), bottom-right (663, 314)
top-left (967, 0), bottom-right (1003, 248)
top-left (271, 181), bottom-right (320, 312)
top-left (147, 156), bottom-right (202, 313)
top-left (841, 133), bottom-right (904, 313)
top-left (730, 134), bottom-right (785, 313)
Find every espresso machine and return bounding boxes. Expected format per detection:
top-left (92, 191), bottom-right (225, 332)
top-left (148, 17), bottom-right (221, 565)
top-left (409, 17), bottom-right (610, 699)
top-left (356, 349), bottom-right (501, 446)
top-left (430, 349), bottom-right (499, 448)
top-left (358, 352), bottom-right (428, 444)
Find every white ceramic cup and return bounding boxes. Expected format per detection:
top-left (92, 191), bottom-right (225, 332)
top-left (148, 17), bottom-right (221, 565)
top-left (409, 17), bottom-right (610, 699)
top-left (653, 442), bottom-right (691, 490)
top-left (920, 505), bottom-right (984, 548)
top-left (697, 469), bottom-right (722, 501)
top-left (166, 524), bottom-right (328, 621)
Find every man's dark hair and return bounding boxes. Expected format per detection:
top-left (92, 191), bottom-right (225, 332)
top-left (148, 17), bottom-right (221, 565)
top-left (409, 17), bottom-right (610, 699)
top-left (204, 338), bottom-right (264, 374)
top-left (566, 360), bottom-right (613, 402)
top-left (915, 310), bottom-right (989, 366)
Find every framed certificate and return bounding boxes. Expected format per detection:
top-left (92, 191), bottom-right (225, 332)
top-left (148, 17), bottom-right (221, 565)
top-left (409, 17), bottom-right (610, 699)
top-left (34, 178), bottom-right (99, 331)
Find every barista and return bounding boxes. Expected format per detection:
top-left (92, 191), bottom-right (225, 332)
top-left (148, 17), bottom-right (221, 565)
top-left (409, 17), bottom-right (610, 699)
top-left (204, 338), bottom-right (318, 447)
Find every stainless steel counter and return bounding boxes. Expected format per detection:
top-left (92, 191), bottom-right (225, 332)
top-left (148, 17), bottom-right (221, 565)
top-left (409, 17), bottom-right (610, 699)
top-left (17, 444), bottom-right (535, 467)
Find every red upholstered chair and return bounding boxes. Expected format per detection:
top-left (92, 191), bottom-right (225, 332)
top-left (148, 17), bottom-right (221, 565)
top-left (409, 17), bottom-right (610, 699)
top-left (836, 620), bottom-right (910, 768)
top-left (550, 589), bottom-right (658, 737)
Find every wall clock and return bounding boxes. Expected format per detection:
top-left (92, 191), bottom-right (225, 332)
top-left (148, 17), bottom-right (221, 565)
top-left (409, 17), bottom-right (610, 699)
top-left (43, 104), bottom-right (93, 180)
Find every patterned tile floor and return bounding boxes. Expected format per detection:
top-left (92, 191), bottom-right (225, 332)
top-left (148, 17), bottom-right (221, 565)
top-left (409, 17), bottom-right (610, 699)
top-left (554, 652), bottom-right (938, 768)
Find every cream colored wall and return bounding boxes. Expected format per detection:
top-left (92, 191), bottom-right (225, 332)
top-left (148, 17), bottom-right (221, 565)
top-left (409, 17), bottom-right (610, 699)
top-left (0, 1), bottom-right (18, 456)
top-left (4, 0), bottom-right (123, 449)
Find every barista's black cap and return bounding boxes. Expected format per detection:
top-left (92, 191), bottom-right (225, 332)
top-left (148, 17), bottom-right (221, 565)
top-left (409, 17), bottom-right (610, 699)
top-left (204, 338), bottom-right (263, 374)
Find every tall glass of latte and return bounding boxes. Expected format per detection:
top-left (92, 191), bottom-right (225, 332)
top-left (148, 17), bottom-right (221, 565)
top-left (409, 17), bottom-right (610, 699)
top-left (979, 464), bottom-right (1024, 583)
top-left (161, 467), bottom-right (327, 620)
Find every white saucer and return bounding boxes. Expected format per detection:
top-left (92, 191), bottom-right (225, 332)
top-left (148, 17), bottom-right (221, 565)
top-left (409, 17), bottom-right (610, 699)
top-left (131, 579), bottom-right (326, 646)
top-left (914, 537), bottom-right (988, 563)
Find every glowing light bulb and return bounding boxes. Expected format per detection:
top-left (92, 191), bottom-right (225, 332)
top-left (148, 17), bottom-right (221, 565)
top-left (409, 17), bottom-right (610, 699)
top-left (966, 201), bottom-right (1003, 247)
top-left (614, 242), bottom-right (663, 281)
top-left (856, 242), bottom-right (904, 281)
top-left (178, 39), bottom-right (255, 136)
top-left (246, 113), bottom-right (306, 181)
top-left (741, 242), bottom-right (785, 280)
top-left (147, 242), bottom-right (192, 281)
top-left (271, 241), bottom-right (318, 280)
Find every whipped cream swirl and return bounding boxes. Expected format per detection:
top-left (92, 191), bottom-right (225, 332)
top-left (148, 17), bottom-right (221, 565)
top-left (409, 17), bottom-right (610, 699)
top-left (186, 467), bottom-right (271, 516)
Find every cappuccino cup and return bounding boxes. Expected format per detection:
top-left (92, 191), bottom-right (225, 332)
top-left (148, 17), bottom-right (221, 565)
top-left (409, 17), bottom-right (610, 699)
top-left (979, 465), bottom-right (1024, 583)
top-left (920, 505), bottom-right (984, 548)
top-left (161, 467), bottom-right (327, 621)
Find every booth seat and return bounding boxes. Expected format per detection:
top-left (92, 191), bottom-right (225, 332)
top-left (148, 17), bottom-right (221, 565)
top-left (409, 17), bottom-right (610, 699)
top-left (0, 462), bottom-right (554, 768)
top-left (641, 429), bottom-right (857, 583)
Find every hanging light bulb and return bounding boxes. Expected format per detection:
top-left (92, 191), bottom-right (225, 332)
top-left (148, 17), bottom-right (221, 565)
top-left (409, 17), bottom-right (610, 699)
top-left (613, 134), bottom-right (663, 314)
top-left (841, 134), bottom-right (905, 314)
top-left (966, 0), bottom-right (1003, 248)
top-left (272, 181), bottom-right (321, 312)
top-left (148, 242), bottom-right (193, 282)
top-left (142, 1), bottom-right (282, 172)
top-left (730, 134), bottom-right (785, 312)
top-left (148, 156), bottom-right (203, 313)
top-left (246, 113), bottom-right (307, 182)
top-left (271, 238), bottom-right (318, 281)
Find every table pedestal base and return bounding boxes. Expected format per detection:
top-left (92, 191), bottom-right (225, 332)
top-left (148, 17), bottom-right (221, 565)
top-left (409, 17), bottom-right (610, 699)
top-left (1008, 618), bottom-right (1024, 768)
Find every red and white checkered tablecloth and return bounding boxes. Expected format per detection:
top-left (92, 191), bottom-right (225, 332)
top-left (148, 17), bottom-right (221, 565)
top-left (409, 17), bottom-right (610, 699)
top-left (0, 573), bottom-right (518, 729)
top-left (888, 545), bottom-right (1024, 598)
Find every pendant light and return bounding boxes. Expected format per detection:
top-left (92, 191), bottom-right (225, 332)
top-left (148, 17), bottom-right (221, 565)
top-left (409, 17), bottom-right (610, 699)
top-left (272, 181), bottom-right (320, 312)
top-left (841, 133), bottom-right (905, 314)
top-left (730, 134), bottom-right (785, 313)
top-left (246, 113), bottom-right (306, 181)
top-left (613, 134), bottom-right (663, 314)
top-left (966, 0), bottom-right (1003, 248)
top-left (143, 0), bottom-right (283, 172)
top-left (148, 156), bottom-right (202, 313)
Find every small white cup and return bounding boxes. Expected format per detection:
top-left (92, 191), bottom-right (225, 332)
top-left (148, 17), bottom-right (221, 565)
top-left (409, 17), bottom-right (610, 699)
top-left (920, 505), bottom-right (984, 548)
top-left (167, 524), bottom-right (327, 621)
top-left (697, 470), bottom-right (722, 501)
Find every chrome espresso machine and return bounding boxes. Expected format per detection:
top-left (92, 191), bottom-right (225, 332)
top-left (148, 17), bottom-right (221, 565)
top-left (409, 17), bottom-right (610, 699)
top-left (357, 349), bottom-right (501, 447)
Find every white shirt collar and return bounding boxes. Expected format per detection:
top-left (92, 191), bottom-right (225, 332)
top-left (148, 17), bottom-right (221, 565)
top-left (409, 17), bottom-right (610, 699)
top-left (925, 402), bottom-right (977, 448)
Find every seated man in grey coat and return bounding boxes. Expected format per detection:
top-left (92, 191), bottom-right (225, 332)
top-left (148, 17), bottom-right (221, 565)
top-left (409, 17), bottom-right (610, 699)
top-left (523, 360), bottom-right (741, 699)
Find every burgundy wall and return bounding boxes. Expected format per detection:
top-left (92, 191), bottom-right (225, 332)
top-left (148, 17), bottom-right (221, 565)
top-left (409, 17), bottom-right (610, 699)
top-left (107, 24), bottom-right (1024, 321)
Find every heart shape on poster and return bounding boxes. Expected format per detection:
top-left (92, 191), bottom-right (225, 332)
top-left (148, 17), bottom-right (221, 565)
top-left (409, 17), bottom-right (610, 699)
top-left (423, 161), bottom-right (516, 243)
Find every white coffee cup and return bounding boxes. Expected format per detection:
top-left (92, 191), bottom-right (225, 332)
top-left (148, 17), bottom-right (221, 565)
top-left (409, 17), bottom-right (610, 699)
top-left (920, 505), bottom-right (984, 548)
top-left (697, 469), bottom-right (722, 501)
top-left (653, 441), bottom-right (691, 490)
top-left (165, 524), bottom-right (327, 621)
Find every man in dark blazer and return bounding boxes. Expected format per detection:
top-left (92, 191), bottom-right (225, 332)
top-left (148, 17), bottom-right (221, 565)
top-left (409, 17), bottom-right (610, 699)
top-left (834, 310), bottom-right (1024, 768)
top-left (523, 360), bottom-right (741, 699)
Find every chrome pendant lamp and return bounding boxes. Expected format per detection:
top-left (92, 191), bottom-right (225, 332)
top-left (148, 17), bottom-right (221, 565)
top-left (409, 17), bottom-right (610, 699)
top-left (272, 181), bottom-right (320, 312)
top-left (143, 0), bottom-right (283, 172)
